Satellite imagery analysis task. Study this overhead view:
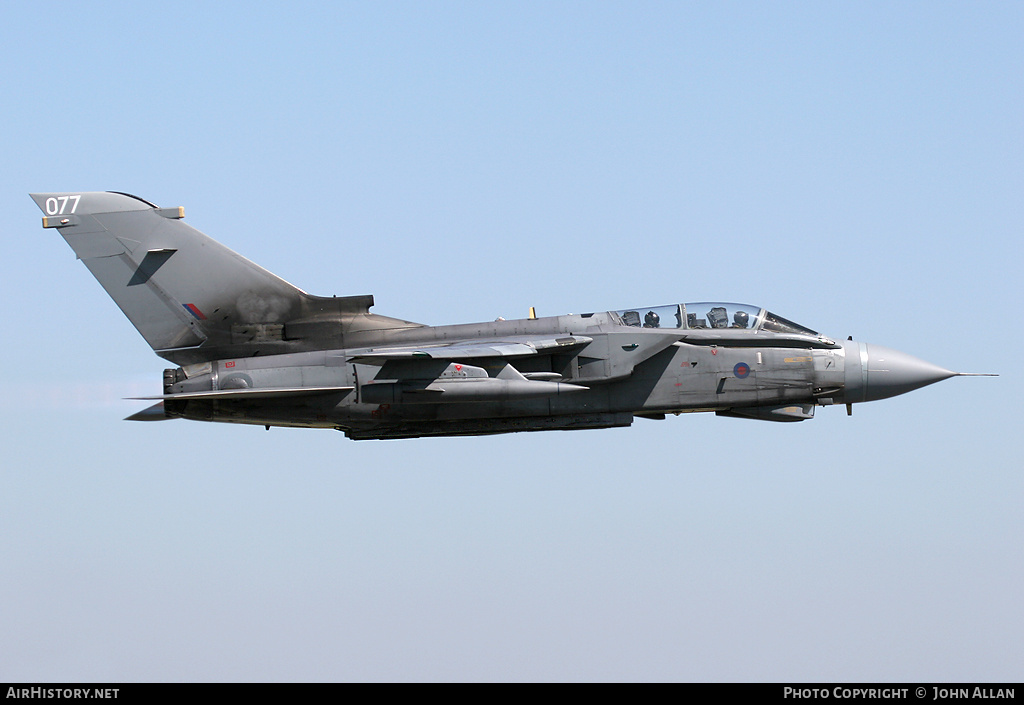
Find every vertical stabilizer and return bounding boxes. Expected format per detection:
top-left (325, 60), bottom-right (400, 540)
top-left (32, 191), bottom-right (309, 357)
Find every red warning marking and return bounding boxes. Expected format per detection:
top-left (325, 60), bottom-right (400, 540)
top-left (455, 364), bottom-right (462, 371)
top-left (225, 361), bottom-right (236, 368)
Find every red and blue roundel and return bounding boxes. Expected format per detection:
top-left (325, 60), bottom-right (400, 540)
top-left (734, 362), bottom-right (751, 378)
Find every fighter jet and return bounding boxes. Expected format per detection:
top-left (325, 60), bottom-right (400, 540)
top-left (31, 191), bottom-right (993, 440)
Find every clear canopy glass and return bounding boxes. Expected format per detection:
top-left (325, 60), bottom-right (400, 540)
top-left (614, 302), bottom-right (818, 335)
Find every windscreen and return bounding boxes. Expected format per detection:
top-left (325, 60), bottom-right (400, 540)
top-left (761, 311), bottom-right (818, 336)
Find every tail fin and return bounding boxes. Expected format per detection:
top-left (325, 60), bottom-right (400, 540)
top-left (31, 191), bottom-right (404, 364)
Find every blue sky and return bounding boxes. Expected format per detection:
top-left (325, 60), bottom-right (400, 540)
top-left (1, 2), bottom-right (1021, 681)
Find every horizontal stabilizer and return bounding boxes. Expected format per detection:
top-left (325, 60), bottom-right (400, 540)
top-left (124, 402), bottom-right (171, 421)
top-left (130, 386), bottom-right (354, 402)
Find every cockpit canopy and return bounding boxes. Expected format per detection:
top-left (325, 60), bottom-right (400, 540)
top-left (614, 302), bottom-right (818, 336)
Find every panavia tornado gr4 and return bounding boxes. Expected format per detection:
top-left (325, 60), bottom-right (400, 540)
top-left (31, 191), bottom-right (993, 440)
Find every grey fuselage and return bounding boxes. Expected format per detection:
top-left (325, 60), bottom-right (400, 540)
top-left (30, 191), bottom-right (967, 440)
top-left (160, 309), bottom-right (908, 439)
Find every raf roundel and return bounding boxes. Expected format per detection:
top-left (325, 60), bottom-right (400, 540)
top-left (734, 362), bottom-right (751, 379)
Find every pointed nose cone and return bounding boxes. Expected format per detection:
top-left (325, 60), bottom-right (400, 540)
top-left (862, 344), bottom-right (957, 402)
